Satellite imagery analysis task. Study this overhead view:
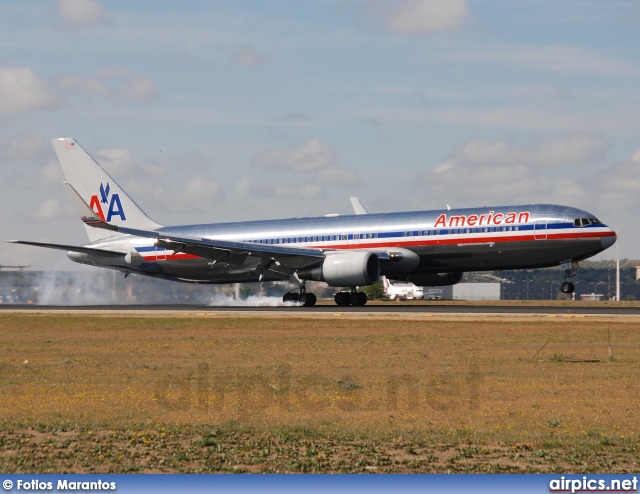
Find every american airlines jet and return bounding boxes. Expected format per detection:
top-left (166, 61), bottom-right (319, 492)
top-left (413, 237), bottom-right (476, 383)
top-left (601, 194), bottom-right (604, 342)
top-left (8, 138), bottom-right (617, 306)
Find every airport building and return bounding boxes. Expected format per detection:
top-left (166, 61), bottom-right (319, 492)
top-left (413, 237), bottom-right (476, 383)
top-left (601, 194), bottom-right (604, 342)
top-left (423, 283), bottom-right (501, 301)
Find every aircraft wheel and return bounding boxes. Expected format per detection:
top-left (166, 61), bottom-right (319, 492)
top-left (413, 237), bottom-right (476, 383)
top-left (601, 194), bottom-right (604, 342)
top-left (283, 293), bottom-right (294, 303)
top-left (357, 292), bottom-right (368, 306)
top-left (304, 293), bottom-right (317, 306)
top-left (349, 292), bottom-right (360, 306)
top-left (334, 292), bottom-right (348, 306)
top-left (560, 282), bottom-right (575, 294)
top-left (299, 293), bottom-right (309, 306)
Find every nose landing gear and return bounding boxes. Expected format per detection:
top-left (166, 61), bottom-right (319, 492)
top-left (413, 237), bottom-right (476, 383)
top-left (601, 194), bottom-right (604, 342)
top-left (559, 261), bottom-right (578, 294)
top-left (560, 281), bottom-right (575, 294)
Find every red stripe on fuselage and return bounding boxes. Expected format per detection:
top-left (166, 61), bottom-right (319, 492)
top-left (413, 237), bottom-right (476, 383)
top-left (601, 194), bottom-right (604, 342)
top-left (306, 230), bottom-right (615, 250)
top-left (139, 252), bottom-right (201, 262)
top-left (135, 230), bottom-right (615, 262)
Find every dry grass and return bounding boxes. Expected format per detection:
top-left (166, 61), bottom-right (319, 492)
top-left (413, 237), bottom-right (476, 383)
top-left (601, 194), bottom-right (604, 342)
top-left (0, 313), bottom-right (638, 472)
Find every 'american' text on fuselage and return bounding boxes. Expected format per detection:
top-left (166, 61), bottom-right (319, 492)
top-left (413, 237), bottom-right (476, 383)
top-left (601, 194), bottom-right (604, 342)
top-left (434, 211), bottom-right (530, 228)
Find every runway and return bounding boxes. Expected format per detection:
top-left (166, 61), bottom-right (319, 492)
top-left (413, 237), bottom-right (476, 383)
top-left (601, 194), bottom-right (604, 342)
top-left (1, 303), bottom-right (640, 316)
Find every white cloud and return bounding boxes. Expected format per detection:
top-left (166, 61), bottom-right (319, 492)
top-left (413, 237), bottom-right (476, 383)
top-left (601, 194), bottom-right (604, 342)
top-left (25, 199), bottom-right (70, 221)
top-left (14, 160), bottom-right (65, 190)
top-left (446, 44), bottom-right (640, 77)
top-left (421, 134), bottom-right (605, 206)
top-left (54, 0), bottom-right (110, 26)
top-left (173, 151), bottom-right (214, 170)
top-left (600, 150), bottom-right (640, 196)
top-left (0, 131), bottom-right (48, 162)
top-left (230, 46), bottom-right (269, 66)
top-left (315, 165), bottom-right (360, 186)
top-left (57, 67), bottom-right (158, 102)
top-left (585, 149), bottom-right (640, 236)
top-left (94, 147), bottom-right (139, 178)
top-left (253, 138), bottom-right (336, 172)
top-left (94, 147), bottom-right (166, 178)
top-left (168, 177), bottom-right (225, 213)
top-left (37, 160), bottom-right (65, 185)
top-left (385, 0), bottom-right (469, 35)
top-left (121, 176), bottom-right (225, 216)
top-left (447, 133), bottom-right (606, 168)
top-left (0, 65), bottom-right (60, 114)
top-left (249, 139), bottom-right (360, 197)
top-left (237, 176), bottom-right (325, 200)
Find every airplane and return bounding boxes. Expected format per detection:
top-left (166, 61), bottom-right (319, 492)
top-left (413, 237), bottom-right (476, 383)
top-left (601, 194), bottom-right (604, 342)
top-left (8, 138), bottom-right (617, 307)
top-left (382, 276), bottom-right (424, 300)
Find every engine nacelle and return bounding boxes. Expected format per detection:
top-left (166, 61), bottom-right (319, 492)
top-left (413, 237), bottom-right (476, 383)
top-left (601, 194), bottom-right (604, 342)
top-left (392, 272), bottom-right (464, 287)
top-left (299, 251), bottom-right (381, 287)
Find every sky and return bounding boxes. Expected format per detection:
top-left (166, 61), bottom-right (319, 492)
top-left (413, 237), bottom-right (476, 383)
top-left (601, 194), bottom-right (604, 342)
top-left (1, 0), bottom-right (639, 270)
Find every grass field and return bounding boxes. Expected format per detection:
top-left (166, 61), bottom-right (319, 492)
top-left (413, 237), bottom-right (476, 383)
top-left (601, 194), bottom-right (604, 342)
top-left (0, 312), bottom-right (638, 473)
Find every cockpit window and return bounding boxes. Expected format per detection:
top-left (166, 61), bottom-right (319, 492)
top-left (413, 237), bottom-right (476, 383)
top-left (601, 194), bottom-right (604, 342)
top-left (574, 217), bottom-right (599, 227)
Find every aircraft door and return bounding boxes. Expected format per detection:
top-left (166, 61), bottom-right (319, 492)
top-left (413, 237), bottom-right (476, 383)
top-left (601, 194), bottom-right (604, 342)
top-left (155, 245), bottom-right (167, 261)
top-left (534, 221), bottom-right (547, 240)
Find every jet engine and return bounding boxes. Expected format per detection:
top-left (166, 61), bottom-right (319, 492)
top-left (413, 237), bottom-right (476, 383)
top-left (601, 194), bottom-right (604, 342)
top-left (298, 251), bottom-right (381, 286)
top-left (392, 272), bottom-right (464, 287)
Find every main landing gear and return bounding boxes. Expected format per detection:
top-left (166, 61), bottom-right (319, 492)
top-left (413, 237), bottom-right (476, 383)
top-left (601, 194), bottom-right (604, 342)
top-left (283, 283), bottom-right (317, 306)
top-left (334, 289), bottom-right (368, 307)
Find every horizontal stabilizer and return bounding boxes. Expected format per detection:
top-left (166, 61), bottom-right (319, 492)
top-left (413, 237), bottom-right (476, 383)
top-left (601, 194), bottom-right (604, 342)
top-left (6, 240), bottom-right (127, 257)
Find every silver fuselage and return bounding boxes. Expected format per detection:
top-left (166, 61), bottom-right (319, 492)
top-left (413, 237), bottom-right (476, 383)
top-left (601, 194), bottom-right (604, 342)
top-left (68, 204), bottom-right (617, 284)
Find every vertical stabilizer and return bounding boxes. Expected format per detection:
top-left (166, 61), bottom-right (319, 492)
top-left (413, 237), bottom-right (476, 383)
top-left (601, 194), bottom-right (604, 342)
top-left (52, 138), bottom-right (162, 242)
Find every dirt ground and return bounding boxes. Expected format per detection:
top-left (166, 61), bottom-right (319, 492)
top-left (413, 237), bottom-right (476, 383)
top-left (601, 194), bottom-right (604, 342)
top-left (0, 312), bottom-right (638, 472)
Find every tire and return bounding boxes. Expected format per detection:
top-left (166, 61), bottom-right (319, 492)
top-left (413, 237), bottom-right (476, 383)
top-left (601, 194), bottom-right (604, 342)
top-left (349, 293), bottom-right (360, 306)
top-left (299, 293), bottom-right (309, 306)
top-left (356, 292), bottom-right (368, 306)
top-left (560, 282), bottom-right (575, 294)
top-left (334, 292), bottom-right (347, 306)
top-left (305, 293), bottom-right (317, 306)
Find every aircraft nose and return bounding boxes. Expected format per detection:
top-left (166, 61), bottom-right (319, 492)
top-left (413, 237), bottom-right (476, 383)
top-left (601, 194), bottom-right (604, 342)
top-left (601, 232), bottom-right (617, 250)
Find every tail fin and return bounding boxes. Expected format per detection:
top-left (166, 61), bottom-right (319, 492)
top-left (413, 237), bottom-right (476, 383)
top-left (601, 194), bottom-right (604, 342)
top-left (52, 138), bottom-right (162, 242)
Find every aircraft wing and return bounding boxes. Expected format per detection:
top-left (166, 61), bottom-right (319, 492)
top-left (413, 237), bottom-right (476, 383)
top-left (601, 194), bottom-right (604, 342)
top-left (6, 240), bottom-right (127, 257)
top-left (61, 182), bottom-right (325, 270)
